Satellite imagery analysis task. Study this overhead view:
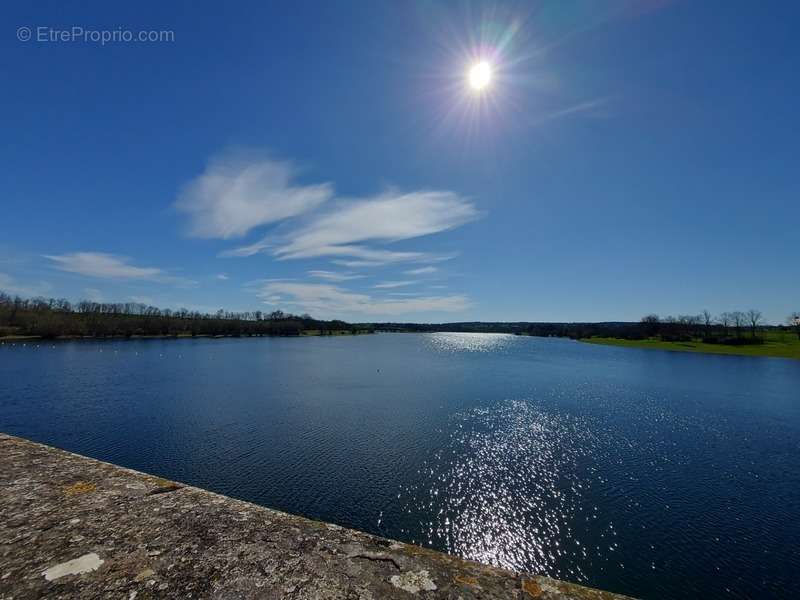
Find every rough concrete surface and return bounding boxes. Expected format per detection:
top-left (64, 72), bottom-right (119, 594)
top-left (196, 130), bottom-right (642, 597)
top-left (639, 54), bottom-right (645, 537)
top-left (0, 433), bottom-right (633, 599)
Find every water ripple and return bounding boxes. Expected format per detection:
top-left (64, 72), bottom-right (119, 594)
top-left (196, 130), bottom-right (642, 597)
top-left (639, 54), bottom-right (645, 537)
top-left (424, 332), bottom-right (519, 353)
top-left (394, 398), bottom-right (615, 583)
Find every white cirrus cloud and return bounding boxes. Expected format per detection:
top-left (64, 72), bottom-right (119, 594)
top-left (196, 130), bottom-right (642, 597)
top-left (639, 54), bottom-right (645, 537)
top-left (373, 280), bottom-right (417, 289)
top-left (176, 152), bottom-right (332, 239)
top-left (329, 249), bottom-right (456, 269)
top-left (44, 252), bottom-right (195, 286)
top-left (275, 190), bottom-right (478, 259)
top-left (256, 281), bottom-right (470, 319)
top-left (307, 270), bottom-right (364, 282)
top-left (219, 238), bottom-right (273, 258)
top-left (405, 266), bottom-right (437, 275)
top-left (225, 190), bottom-right (478, 265)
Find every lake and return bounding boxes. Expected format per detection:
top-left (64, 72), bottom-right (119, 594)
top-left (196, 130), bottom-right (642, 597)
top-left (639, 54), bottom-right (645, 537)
top-left (1, 333), bottom-right (798, 598)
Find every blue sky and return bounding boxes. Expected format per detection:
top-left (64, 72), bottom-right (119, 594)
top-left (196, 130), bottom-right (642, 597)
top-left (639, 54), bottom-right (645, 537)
top-left (2, 1), bottom-right (798, 323)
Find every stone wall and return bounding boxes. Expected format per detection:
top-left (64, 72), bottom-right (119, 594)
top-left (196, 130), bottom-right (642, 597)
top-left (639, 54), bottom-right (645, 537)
top-left (0, 434), bottom-right (632, 599)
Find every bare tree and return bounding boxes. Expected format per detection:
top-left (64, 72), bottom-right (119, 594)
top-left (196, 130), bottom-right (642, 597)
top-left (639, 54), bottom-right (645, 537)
top-left (746, 309), bottom-right (763, 338)
top-left (731, 311), bottom-right (746, 338)
top-left (717, 312), bottom-right (732, 337)
top-left (702, 309), bottom-right (713, 337)
top-left (677, 315), bottom-right (702, 338)
top-left (788, 312), bottom-right (800, 340)
top-left (641, 314), bottom-right (660, 337)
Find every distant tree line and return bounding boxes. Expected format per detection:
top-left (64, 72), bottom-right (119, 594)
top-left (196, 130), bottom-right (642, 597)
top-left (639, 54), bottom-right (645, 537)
top-left (369, 310), bottom-right (799, 343)
top-left (637, 310), bottom-right (772, 344)
top-left (367, 321), bottom-right (652, 338)
top-left (5, 290), bottom-right (791, 343)
top-left (0, 292), bottom-right (371, 339)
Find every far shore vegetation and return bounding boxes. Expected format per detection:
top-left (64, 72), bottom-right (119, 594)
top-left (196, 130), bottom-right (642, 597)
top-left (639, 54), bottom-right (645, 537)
top-left (582, 311), bottom-right (800, 360)
top-left (3, 291), bottom-right (798, 360)
top-left (0, 292), bottom-right (372, 340)
top-left (366, 311), bottom-right (800, 359)
top-left (583, 332), bottom-right (800, 360)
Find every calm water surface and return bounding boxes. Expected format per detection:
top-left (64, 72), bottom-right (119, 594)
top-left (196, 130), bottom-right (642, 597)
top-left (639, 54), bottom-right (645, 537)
top-left (2, 333), bottom-right (799, 598)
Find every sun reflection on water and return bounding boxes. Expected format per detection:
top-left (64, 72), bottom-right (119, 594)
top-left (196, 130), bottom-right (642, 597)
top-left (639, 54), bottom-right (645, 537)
top-left (394, 398), bottom-right (617, 583)
top-left (425, 332), bottom-right (519, 353)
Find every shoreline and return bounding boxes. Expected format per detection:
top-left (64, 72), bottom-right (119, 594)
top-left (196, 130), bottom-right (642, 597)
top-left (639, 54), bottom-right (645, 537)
top-left (581, 336), bottom-right (800, 360)
top-left (0, 330), bottom-right (373, 342)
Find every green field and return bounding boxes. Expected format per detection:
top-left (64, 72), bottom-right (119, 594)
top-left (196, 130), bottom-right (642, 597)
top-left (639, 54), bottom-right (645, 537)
top-left (582, 331), bottom-right (800, 360)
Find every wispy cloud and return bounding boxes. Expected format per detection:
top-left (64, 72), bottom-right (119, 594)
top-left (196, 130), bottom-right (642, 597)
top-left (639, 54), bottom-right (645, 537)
top-left (530, 97), bottom-right (613, 127)
top-left (225, 189), bottom-right (478, 265)
top-left (330, 250), bottom-right (456, 269)
top-left (405, 266), bottom-right (437, 275)
top-left (219, 238), bottom-right (273, 258)
top-left (176, 151), bottom-right (332, 239)
top-left (276, 191), bottom-right (478, 260)
top-left (0, 273), bottom-right (51, 297)
top-left (373, 280), bottom-right (417, 289)
top-left (256, 281), bottom-right (470, 319)
top-left (308, 270), bottom-right (364, 282)
top-left (44, 252), bottom-right (195, 286)
top-left (216, 273), bottom-right (229, 280)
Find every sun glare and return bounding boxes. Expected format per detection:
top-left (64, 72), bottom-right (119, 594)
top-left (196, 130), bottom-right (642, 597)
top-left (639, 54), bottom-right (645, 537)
top-left (468, 61), bottom-right (492, 91)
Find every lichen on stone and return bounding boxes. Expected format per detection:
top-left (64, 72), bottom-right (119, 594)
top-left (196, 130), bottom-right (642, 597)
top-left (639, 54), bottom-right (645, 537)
top-left (390, 569), bottom-right (437, 593)
top-left (523, 579), bottom-right (543, 597)
top-left (455, 574), bottom-right (479, 587)
top-left (63, 481), bottom-right (96, 496)
top-left (42, 553), bottom-right (104, 580)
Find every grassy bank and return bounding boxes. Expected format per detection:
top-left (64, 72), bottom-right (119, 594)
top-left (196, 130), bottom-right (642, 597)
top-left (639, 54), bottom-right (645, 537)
top-left (582, 331), bottom-right (800, 360)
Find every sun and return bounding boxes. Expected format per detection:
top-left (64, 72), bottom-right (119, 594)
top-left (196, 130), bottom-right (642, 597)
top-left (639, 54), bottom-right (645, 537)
top-left (468, 61), bottom-right (492, 91)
